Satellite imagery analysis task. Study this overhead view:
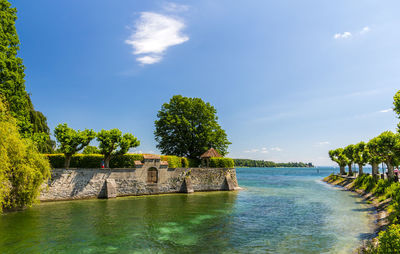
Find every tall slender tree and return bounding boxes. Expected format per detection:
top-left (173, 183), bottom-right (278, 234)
top-left (54, 124), bottom-right (96, 168)
top-left (353, 142), bottom-right (370, 175)
top-left (367, 139), bottom-right (383, 179)
top-left (343, 145), bottom-right (355, 175)
top-left (329, 148), bottom-right (348, 175)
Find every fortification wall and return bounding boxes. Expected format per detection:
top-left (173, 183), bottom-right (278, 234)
top-left (39, 167), bottom-right (238, 201)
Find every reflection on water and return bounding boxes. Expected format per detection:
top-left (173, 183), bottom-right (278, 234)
top-left (0, 167), bottom-right (374, 253)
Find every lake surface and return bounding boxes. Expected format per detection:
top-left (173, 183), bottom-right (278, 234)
top-left (0, 167), bottom-right (374, 253)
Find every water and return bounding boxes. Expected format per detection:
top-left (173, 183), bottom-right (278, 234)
top-left (0, 167), bottom-right (374, 253)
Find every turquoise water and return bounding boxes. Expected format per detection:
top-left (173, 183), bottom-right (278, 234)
top-left (0, 167), bottom-right (374, 253)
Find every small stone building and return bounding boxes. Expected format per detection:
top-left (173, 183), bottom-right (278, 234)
top-left (200, 148), bottom-right (222, 167)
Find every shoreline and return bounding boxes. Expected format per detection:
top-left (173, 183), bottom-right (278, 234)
top-left (323, 175), bottom-right (390, 252)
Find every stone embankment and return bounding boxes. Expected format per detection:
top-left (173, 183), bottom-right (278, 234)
top-left (40, 167), bottom-right (239, 201)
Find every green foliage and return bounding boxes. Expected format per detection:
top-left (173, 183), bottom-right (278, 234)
top-left (188, 158), bottom-right (201, 168)
top-left (234, 159), bottom-right (313, 168)
top-left (353, 175), bottom-right (377, 192)
top-left (154, 95), bottom-right (231, 159)
top-left (0, 1), bottom-right (52, 152)
top-left (82, 145), bottom-right (101, 154)
top-left (353, 142), bottom-right (370, 167)
top-left (96, 129), bottom-right (140, 168)
top-left (161, 155), bottom-right (184, 168)
top-left (329, 148), bottom-right (348, 167)
top-left (343, 144), bottom-right (355, 164)
top-left (46, 154), bottom-right (144, 168)
top-left (181, 157), bottom-right (189, 168)
top-left (54, 123), bottom-right (96, 168)
top-left (394, 90), bottom-right (400, 131)
top-left (209, 157), bottom-right (235, 168)
top-left (373, 179), bottom-right (392, 196)
top-left (0, 98), bottom-right (50, 212)
top-left (366, 224), bottom-right (400, 253)
top-left (109, 154), bottom-right (144, 168)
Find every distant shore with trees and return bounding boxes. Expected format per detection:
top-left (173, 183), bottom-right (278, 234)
top-left (234, 159), bottom-right (314, 168)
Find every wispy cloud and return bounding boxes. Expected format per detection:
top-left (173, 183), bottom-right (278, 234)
top-left (163, 2), bottom-right (189, 12)
top-left (270, 147), bottom-right (283, 152)
top-left (125, 11), bottom-right (189, 65)
top-left (245, 147), bottom-right (282, 154)
top-left (334, 26), bottom-right (371, 40)
top-left (315, 141), bottom-right (330, 146)
top-left (334, 32), bottom-right (352, 40)
top-left (380, 108), bottom-right (393, 113)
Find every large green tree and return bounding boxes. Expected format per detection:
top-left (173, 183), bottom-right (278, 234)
top-left (54, 123), bottom-right (96, 168)
top-left (0, 0), bottom-right (52, 152)
top-left (154, 95), bottom-right (231, 158)
top-left (0, 98), bottom-right (50, 213)
top-left (343, 144), bottom-right (355, 175)
top-left (329, 148), bottom-right (348, 175)
top-left (353, 142), bottom-right (370, 175)
top-left (97, 129), bottom-right (140, 168)
top-left (367, 131), bottom-right (400, 179)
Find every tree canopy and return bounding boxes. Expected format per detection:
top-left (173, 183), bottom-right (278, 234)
top-left (97, 129), bottom-right (140, 168)
top-left (54, 123), bottom-right (96, 168)
top-left (0, 0), bottom-right (52, 152)
top-left (0, 97), bottom-right (50, 212)
top-left (154, 95), bottom-right (231, 158)
top-left (353, 142), bottom-right (370, 175)
top-left (82, 145), bottom-right (101, 154)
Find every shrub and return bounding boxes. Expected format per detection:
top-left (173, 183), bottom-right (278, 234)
top-left (46, 154), bottom-right (144, 168)
top-left (188, 158), bottom-right (201, 168)
top-left (354, 175), bottom-right (377, 192)
top-left (374, 179), bottom-right (392, 196)
top-left (0, 98), bottom-right (51, 212)
top-left (209, 157), bottom-right (235, 168)
top-left (161, 155), bottom-right (182, 168)
top-left (82, 146), bottom-right (100, 154)
top-left (366, 224), bottom-right (400, 253)
top-left (181, 157), bottom-right (189, 168)
top-left (109, 154), bottom-right (144, 168)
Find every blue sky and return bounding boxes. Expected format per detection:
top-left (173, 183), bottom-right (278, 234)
top-left (10, 0), bottom-right (400, 165)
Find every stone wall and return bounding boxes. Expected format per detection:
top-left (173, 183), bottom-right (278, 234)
top-left (40, 167), bottom-right (239, 201)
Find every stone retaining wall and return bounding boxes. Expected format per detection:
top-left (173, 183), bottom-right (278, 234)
top-left (40, 167), bottom-right (239, 201)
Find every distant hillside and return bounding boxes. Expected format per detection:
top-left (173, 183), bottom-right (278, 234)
top-left (234, 159), bottom-right (314, 168)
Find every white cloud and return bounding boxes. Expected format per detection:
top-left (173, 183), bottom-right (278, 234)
top-left (270, 147), bottom-right (283, 152)
top-left (334, 32), bottom-right (352, 39)
top-left (244, 146), bottom-right (282, 154)
top-left (125, 12), bottom-right (189, 65)
top-left (261, 147), bottom-right (269, 154)
top-left (136, 55), bottom-right (162, 64)
top-left (163, 2), bottom-right (189, 12)
top-left (360, 26), bottom-right (370, 34)
top-left (380, 108), bottom-right (393, 113)
top-left (316, 141), bottom-right (330, 146)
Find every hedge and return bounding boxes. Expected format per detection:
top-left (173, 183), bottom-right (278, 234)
top-left (46, 154), bottom-right (143, 169)
top-left (209, 157), bottom-right (235, 168)
top-left (45, 154), bottom-right (234, 169)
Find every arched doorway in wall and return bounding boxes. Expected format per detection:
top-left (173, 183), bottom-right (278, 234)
top-left (147, 167), bottom-right (158, 184)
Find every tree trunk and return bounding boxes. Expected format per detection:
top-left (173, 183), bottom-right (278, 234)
top-left (386, 161), bottom-right (394, 179)
top-left (340, 165), bottom-right (345, 175)
top-left (65, 154), bottom-right (72, 169)
top-left (104, 154), bottom-right (111, 168)
top-left (348, 164), bottom-right (353, 176)
top-left (372, 163), bottom-right (379, 179)
top-left (358, 164), bottom-right (363, 175)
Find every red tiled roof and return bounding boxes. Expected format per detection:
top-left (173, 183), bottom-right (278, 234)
top-left (200, 148), bottom-right (222, 158)
top-left (143, 154), bottom-right (161, 160)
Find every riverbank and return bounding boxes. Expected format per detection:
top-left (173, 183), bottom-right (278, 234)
top-left (323, 175), bottom-right (391, 252)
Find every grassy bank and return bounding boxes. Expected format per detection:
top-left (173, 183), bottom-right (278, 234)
top-left (324, 174), bottom-right (400, 253)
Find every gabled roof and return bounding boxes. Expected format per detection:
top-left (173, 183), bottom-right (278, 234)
top-left (143, 154), bottom-right (161, 160)
top-left (200, 148), bottom-right (222, 158)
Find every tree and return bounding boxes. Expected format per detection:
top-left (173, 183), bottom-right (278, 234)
top-left (329, 148), bottom-right (348, 175)
top-left (0, 0), bottom-right (52, 152)
top-left (82, 145), bottom-right (101, 154)
top-left (154, 95), bottom-right (231, 158)
top-left (353, 142), bottom-right (370, 175)
top-left (54, 124), bottom-right (96, 168)
top-left (367, 131), bottom-right (400, 179)
top-left (0, 97), bottom-right (50, 212)
top-left (343, 144), bottom-right (355, 175)
top-left (394, 90), bottom-right (400, 132)
top-left (97, 129), bottom-right (140, 168)
top-left (367, 139), bottom-right (383, 178)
